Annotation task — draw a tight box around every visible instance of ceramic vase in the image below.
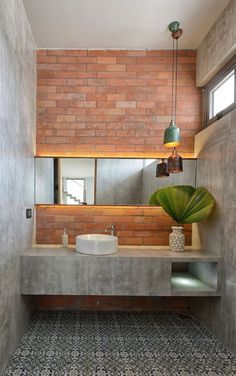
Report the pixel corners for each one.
[169,226,185,252]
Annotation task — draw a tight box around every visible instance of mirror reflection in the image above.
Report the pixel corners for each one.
[35,158,196,206]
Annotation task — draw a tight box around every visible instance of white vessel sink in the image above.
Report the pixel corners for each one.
[76,234,118,255]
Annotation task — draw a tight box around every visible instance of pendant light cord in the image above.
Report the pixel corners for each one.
[171,37,175,121]
[171,36,178,123]
[174,38,178,123]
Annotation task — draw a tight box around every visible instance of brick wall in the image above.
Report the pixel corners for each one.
[36,49,198,246]
[37,49,202,157]
[36,205,192,246]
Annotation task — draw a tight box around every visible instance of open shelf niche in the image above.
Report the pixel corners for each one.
[171,262,220,296]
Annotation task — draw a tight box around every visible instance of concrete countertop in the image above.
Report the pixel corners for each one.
[22,245,221,262]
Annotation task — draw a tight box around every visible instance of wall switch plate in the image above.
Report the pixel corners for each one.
[26,208,32,219]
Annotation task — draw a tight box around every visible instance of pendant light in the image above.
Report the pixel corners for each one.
[156,159,169,178]
[167,148,183,173]
[164,21,182,148]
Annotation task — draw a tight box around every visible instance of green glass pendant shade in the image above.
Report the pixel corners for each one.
[168,21,180,33]
[163,120,181,148]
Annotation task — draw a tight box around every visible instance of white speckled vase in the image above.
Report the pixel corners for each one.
[169,226,185,252]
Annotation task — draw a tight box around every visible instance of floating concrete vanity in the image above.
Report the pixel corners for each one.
[21,246,222,297]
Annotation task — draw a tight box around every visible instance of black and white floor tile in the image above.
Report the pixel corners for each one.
[4,311,236,375]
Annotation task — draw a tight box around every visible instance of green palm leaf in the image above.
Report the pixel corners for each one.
[149,185,215,224]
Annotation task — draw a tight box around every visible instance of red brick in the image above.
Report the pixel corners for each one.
[76,130,96,136]
[96,130,115,137]
[66,79,86,86]
[115,130,135,137]
[97,57,117,64]
[107,79,147,86]
[37,86,56,93]
[116,101,136,108]
[38,71,56,79]
[137,101,156,108]
[87,64,108,71]
[76,57,96,63]
[127,93,146,101]
[65,108,86,115]
[66,64,87,71]
[37,100,56,108]
[105,137,124,144]
[47,79,67,86]
[55,71,79,79]
[117,57,136,64]
[97,72,116,79]
[37,56,57,63]
[88,79,106,86]
[47,93,67,100]
[116,72,136,79]
[96,87,116,94]
[87,50,125,57]
[77,101,96,108]
[107,64,126,71]
[107,94,126,101]
[86,136,106,144]
[37,50,46,56]
[67,93,86,100]
[47,63,66,70]
[95,145,115,152]
[56,115,76,122]
[97,101,116,108]
[57,56,77,63]
[56,129,76,137]
[126,137,145,144]
[47,50,87,56]
[126,51,147,56]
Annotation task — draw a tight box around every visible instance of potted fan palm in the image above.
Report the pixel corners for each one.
[149,185,215,252]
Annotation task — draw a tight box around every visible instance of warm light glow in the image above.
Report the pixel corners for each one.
[36,151,193,158]
[163,141,181,148]
[35,204,163,209]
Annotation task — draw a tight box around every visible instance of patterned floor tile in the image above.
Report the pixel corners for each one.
[3,312,236,376]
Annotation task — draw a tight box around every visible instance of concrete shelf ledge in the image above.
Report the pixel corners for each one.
[21,246,222,297]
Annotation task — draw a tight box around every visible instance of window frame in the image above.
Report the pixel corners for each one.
[204,55,236,127]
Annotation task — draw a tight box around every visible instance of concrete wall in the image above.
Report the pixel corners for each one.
[96,159,143,204]
[196,0,236,86]
[192,110,236,353]
[0,0,36,373]
[35,158,54,204]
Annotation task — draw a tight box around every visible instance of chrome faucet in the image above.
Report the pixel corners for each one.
[105,224,116,236]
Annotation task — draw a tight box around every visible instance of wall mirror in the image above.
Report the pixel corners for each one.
[35,157,197,206]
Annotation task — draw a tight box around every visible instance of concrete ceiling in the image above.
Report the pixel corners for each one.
[23,0,230,49]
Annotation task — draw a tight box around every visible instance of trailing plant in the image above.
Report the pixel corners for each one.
[149,185,215,225]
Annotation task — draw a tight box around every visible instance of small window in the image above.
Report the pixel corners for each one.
[204,56,236,126]
[209,70,235,118]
